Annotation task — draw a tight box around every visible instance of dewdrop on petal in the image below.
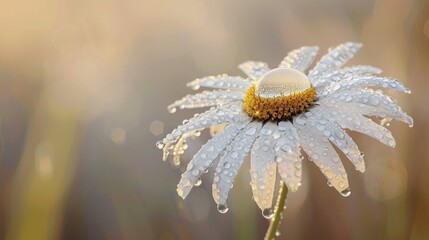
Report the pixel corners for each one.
[256,68,312,98]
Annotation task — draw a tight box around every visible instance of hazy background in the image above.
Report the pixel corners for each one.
[0,0,428,239]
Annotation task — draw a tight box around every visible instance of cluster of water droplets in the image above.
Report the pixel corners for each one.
[296,117,352,195]
[279,46,319,72]
[167,90,244,113]
[311,105,397,148]
[161,103,245,149]
[176,121,249,199]
[212,121,262,210]
[320,88,413,128]
[238,61,270,80]
[324,75,410,97]
[314,65,382,89]
[186,74,252,91]
[249,123,278,211]
[309,42,362,82]
[295,111,365,172]
[274,121,303,192]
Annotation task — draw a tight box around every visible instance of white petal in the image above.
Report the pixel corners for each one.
[295,112,365,172]
[187,75,251,91]
[250,122,277,210]
[212,121,262,205]
[171,130,199,165]
[314,65,382,88]
[162,104,247,146]
[163,132,200,161]
[177,121,250,199]
[238,61,270,80]
[298,125,350,194]
[324,75,410,95]
[279,46,319,72]
[167,90,243,112]
[274,121,302,192]
[309,42,362,79]
[311,105,396,147]
[320,89,413,125]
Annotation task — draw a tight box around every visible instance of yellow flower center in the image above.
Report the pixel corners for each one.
[243,68,317,121]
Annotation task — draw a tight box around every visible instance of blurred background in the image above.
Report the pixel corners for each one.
[0,0,428,239]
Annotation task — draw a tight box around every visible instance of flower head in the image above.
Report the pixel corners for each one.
[158,42,413,214]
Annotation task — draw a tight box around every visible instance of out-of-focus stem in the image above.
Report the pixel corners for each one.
[6,81,84,240]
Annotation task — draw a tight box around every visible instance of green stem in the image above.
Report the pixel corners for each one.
[264,182,288,240]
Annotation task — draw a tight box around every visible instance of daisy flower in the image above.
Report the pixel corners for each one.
[157,42,413,216]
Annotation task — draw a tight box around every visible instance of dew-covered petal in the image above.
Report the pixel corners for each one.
[250,122,277,210]
[320,89,413,125]
[296,112,365,172]
[177,121,250,199]
[171,130,200,165]
[309,42,362,80]
[274,121,302,192]
[162,104,247,146]
[311,105,396,147]
[167,90,243,112]
[279,46,319,72]
[298,125,350,194]
[323,75,409,95]
[212,121,263,205]
[238,61,270,80]
[314,65,382,89]
[187,75,252,91]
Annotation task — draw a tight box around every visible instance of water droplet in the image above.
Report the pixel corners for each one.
[262,208,274,219]
[335,131,345,139]
[217,203,229,213]
[156,141,164,149]
[272,132,281,140]
[168,107,177,113]
[278,126,286,132]
[256,68,312,98]
[295,117,306,125]
[276,230,281,237]
[327,181,333,187]
[194,178,202,186]
[246,127,257,136]
[340,187,351,197]
[345,96,352,102]
[191,169,199,176]
[186,163,194,171]
[380,118,392,127]
[182,177,191,186]
[222,160,231,169]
